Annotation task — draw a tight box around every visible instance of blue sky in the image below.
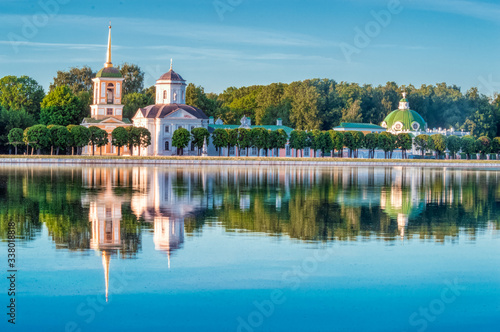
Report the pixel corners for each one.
[0,0,499,95]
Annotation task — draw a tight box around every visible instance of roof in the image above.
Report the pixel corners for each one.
[96,67,122,78]
[138,104,208,119]
[158,69,185,81]
[334,123,386,130]
[83,117,131,124]
[382,109,426,132]
[208,124,294,135]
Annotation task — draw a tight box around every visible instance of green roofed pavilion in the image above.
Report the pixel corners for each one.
[381,92,427,133]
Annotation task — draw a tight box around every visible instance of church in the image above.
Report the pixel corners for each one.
[131,62,209,156]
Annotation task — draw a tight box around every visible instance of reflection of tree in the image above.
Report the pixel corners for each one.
[0,166,499,248]
[0,173,41,242]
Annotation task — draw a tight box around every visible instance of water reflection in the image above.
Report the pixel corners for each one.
[0,165,499,251]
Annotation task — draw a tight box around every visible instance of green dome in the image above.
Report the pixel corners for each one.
[96,67,122,78]
[381,98,426,132]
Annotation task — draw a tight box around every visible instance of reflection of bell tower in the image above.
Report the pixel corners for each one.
[154,217,184,268]
[90,201,122,250]
[89,199,122,302]
[102,251,111,302]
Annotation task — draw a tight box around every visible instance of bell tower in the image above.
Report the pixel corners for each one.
[155,59,187,105]
[90,25,125,120]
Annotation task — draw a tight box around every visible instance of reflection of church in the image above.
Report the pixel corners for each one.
[83,167,211,299]
[82,167,130,301]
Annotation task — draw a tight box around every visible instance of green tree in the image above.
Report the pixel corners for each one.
[396,133,412,159]
[307,130,322,158]
[122,92,153,119]
[172,128,191,155]
[186,84,219,118]
[0,76,45,118]
[125,126,141,156]
[212,129,228,156]
[191,127,210,156]
[287,81,322,130]
[289,130,307,157]
[40,86,85,126]
[226,129,239,156]
[341,100,363,123]
[319,131,334,157]
[491,137,500,159]
[414,134,430,157]
[329,131,344,157]
[237,128,252,156]
[111,127,129,156]
[461,136,477,160]
[275,129,289,155]
[95,130,109,156]
[477,136,491,158]
[351,131,365,158]
[431,134,447,159]
[49,66,94,94]
[49,125,71,155]
[364,133,379,159]
[378,132,397,159]
[7,128,24,155]
[137,127,151,156]
[343,131,355,158]
[70,125,91,155]
[118,63,145,95]
[88,126,108,156]
[446,136,461,159]
[23,125,50,155]
[0,107,35,153]
[251,128,269,156]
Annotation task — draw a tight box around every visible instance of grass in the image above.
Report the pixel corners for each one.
[0,154,499,164]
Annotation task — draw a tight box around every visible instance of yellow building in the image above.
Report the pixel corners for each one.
[82,25,131,155]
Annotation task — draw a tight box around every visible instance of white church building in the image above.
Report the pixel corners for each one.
[132,62,209,156]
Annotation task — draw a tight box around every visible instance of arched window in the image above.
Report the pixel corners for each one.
[164,141,169,151]
[107,83,114,104]
[163,90,167,100]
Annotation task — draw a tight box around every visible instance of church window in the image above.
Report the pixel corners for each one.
[252,147,258,156]
[286,145,291,156]
[107,83,114,104]
[107,108,113,115]
[229,146,235,155]
[165,141,170,151]
[165,125,170,133]
[163,90,167,100]
[304,147,310,157]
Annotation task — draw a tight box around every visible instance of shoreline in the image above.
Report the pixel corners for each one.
[0,156,499,168]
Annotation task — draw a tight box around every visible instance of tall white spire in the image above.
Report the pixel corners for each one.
[102,251,110,302]
[104,23,113,68]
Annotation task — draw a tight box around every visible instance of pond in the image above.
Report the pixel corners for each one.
[0,165,499,331]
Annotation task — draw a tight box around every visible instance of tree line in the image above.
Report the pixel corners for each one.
[2,64,500,154]
[7,124,151,157]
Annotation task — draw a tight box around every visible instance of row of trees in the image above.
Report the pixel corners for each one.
[7,125,151,156]
[2,64,500,154]
[414,134,500,160]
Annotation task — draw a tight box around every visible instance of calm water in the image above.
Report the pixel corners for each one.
[0,165,499,332]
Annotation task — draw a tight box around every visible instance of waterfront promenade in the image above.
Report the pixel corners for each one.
[1,156,499,168]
